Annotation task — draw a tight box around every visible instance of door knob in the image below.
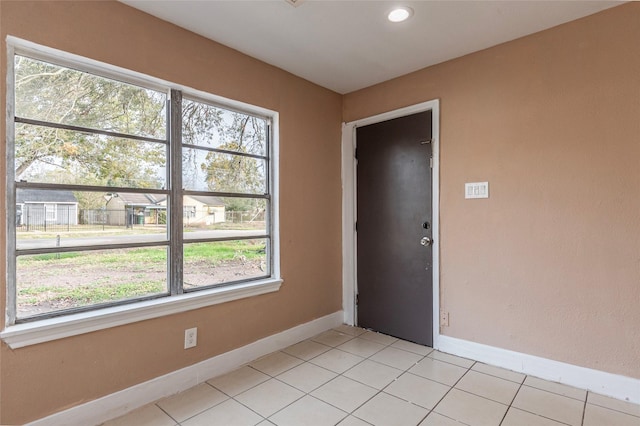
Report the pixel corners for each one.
[420,236,432,246]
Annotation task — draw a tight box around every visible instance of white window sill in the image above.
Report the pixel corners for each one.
[1,278,282,349]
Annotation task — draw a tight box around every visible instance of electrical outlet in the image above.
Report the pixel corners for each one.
[184,327,197,349]
[440,312,449,327]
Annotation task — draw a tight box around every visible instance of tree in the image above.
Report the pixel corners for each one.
[14,56,266,208]
[198,113,267,212]
[181,98,224,190]
[201,142,264,194]
[199,114,266,193]
[32,169,107,211]
[14,55,166,188]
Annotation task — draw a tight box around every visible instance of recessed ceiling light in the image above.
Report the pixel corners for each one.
[388,6,413,23]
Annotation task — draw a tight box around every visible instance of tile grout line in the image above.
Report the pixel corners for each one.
[521,375,594,403]
[231,388,293,424]
[231,356,315,423]
[506,374,577,426]
[264,392,349,425]
[193,364,287,424]
[292,330,394,424]
[415,357,477,425]
[513,380,589,426]
[497,372,526,426]
[343,343,499,425]
[373,354,432,421]
[236,329,394,425]
[154,402,180,425]
[507,401,575,425]
[469,365,526,385]
[308,331,431,424]
[156,381,233,425]
[580,392,588,426]
[327,341,421,421]
[587,400,640,419]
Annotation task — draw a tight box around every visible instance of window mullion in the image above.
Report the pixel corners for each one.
[169,90,183,295]
[14,116,168,145]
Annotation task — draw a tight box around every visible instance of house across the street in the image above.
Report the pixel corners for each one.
[104,193,165,226]
[182,195,226,225]
[16,188,79,227]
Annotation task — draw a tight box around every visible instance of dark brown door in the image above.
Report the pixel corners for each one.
[356,110,433,346]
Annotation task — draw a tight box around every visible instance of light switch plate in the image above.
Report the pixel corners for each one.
[465,182,489,199]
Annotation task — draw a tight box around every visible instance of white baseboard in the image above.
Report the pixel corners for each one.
[437,335,640,405]
[27,311,344,426]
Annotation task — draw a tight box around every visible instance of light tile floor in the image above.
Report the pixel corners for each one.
[103,325,640,426]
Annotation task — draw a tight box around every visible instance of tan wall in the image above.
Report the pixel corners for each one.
[0,1,342,424]
[2,1,639,423]
[345,4,640,379]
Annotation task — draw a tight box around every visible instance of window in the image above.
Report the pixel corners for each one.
[44,204,57,222]
[184,206,196,218]
[6,44,277,325]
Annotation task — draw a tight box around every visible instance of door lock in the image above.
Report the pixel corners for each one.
[420,236,432,246]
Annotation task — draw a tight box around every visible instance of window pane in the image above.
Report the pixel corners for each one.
[16,189,168,250]
[183,198,267,240]
[183,147,266,193]
[15,123,167,189]
[182,99,266,156]
[14,56,166,139]
[183,239,268,289]
[16,247,168,318]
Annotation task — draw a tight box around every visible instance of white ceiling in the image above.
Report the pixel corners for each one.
[121,1,621,94]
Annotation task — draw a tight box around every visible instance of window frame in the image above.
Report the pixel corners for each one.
[179,93,273,292]
[3,37,281,342]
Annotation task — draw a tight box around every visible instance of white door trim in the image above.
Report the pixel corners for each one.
[341,99,441,348]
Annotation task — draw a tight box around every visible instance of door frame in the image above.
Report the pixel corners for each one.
[341,99,441,349]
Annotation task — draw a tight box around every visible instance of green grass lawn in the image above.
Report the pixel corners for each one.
[22,240,265,264]
[17,240,266,313]
[19,281,165,306]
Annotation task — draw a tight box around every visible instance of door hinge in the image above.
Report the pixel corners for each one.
[429,156,433,169]
[355,148,358,160]
[355,221,358,232]
[356,293,359,305]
